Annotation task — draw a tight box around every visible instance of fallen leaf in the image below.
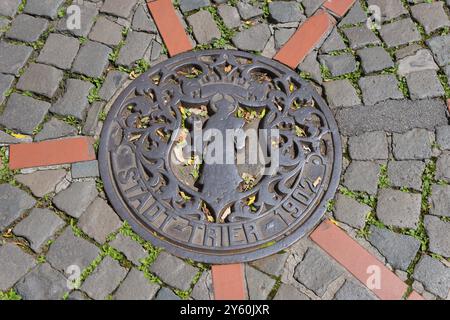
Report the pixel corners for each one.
[313,176,322,188]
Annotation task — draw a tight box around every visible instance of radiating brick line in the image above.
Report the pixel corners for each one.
[274,10,335,68]
[323,0,357,17]
[9,136,96,170]
[310,220,423,300]
[147,0,193,56]
[212,264,247,300]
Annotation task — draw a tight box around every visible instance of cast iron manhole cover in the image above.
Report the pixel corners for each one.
[99,50,342,264]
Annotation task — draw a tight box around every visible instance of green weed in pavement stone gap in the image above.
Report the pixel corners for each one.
[0,289,22,300]
[0,147,17,185]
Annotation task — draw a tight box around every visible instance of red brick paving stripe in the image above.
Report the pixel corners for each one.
[147,0,193,56]
[274,10,335,69]
[310,220,423,300]
[323,0,357,17]
[212,264,246,300]
[9,136,96,170]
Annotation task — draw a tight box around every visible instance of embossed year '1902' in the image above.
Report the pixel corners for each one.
[99,50,342,264]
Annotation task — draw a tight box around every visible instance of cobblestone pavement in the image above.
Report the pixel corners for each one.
[0,0,449,300]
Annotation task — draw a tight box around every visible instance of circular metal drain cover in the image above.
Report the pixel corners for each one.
[99,50,342,264]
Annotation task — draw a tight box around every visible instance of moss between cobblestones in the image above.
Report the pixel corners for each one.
[0,289,22,300]
[194,6,236,50]
[108,27,128,64]
[0,147,17,184]
[267,278,282,300]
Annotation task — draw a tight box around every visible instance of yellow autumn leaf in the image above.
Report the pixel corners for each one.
[10,133,27,139]
[247,195,256,206]
[289,82,295,92]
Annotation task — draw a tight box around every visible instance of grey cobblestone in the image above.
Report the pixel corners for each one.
[236,1,263,20]
[35,118,78,141]
[410,2,450,35]
[392,129,434,160]
[117,31,152,67]
[218,4,241,29]
[149,252,198,291]
[71,160,99,179]
[100,0,139,19]
[323,80,360,108]
[191,271,214,300]
[99,70,129,101]
[367,226,420,271]
[436,126,450,151]
[343,161,380,195]
[387,160,425,191]
[132,3,157,33]
[78,198,122,244]
[155,287,181,300]
[23,0,65,20]
[359,75,402,105]
[179,0,210,14]
[436,152,450,183]
[397,49,439,77]
[297,51,322,84]
[0,243,36,291]
[53,180,98,218]
[0,183,36,230]
[187,10,221,45]
[57,0,98,37]
[232,23,271,52]
[72,41,112,78]
[293,247,343,297]
[426,35,450,66]
[273,283,309,300]
[82,101,104,136]
[50,79,93,120]
[6,14,49,43]
[429,184,450,218]
[47,228,100,272]
[0,73,14,105]
[0,0,21,18]
[348,131,389,160]
[37,34,80,70]
[406,70,445,100]
[413,255,450,299]
[376,189,422,229]
[319,53,358,77]
[250,252,288,277]
[245,265,275,300]
[343,26,380,50]
[333,280,376,300]
[379,18,421,48]
[367,0,407,20]
[17,63,63,98]
[110,233,147,265]
[14,208,65,252]
[15,169,66,198]
[268,1,304,23]
[88,16,124,47]
[114,268,159,300]
[357,47,394,74]
[0,41,33,76]
[320,28,346,54]
[15,263,67,300]
[333,193,371,229]
[81,256,128,300]
[424,215,450,257]
[339,1,366,26]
